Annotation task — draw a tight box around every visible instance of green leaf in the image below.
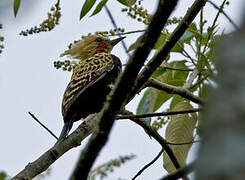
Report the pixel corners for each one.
[163,101,197,173]
[117,0,136,6]
[80,0,96,20]
[137,88,153,126]
[127,35,143,52]
[91,0,108,17]
[0,171,7,180]
[179,30,194,44]
[152,67,167,79]
[13,0,21,17]
[169,95,185,110]
[154,33,167,50]
[167,60,189,86]
[171,42,183,53]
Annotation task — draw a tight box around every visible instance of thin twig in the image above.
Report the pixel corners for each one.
[147,78,206,105]
[203,0,227,54]
[104,5,129,57]
[116,108,201,119]
[166,140,200,146]
[159,161,196,180]
[208,0,239,30]
[28,112,58,140]
[112,30,146,36]
[130,0,208,102]
[132,149,163,180]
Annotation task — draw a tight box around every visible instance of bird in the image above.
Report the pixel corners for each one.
[58,34,125,140]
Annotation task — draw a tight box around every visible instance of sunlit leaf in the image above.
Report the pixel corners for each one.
[91,0,108,17]
[80,0,96,20]
[163,101,197,173]
[152,67,167,79]
[171,42,183,53]
[13,0,21,17]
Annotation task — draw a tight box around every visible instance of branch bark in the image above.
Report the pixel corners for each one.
[70,1,179,179]
[147,78,206,105]
[11,115,97,180]
[130,0,208,99]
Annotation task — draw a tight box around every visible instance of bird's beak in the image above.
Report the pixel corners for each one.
[108,36,126,46]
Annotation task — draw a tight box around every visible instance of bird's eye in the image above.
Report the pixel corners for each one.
[96,37,103,42]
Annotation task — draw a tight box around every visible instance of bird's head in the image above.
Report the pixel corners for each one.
[60,34,125,60]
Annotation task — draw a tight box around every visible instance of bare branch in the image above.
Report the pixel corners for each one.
[208,0,239,30]
[131,0,208,99]
[132,149,163,180]
[159,161,196,180]
[122,110,182,173]
[104,5,129,56]
[116,108,201,119]
[147,78,206,105]
[28,112,58,140]
[12,115,98,180]
[70,1,180,179]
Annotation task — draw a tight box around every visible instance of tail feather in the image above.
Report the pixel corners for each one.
[58,121,73,140]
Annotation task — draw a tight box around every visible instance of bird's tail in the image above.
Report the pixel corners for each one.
[58,121,73,140]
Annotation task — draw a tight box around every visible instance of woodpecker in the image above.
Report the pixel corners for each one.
[58,34,124,140]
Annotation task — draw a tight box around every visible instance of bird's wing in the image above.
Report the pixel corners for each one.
[61,53,115,118]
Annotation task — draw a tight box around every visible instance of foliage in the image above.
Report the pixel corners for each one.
[19,0,61,36]
[0,171,9,180]
[88,154,136,180]
[5,0,232,179]
[163,101,197,173]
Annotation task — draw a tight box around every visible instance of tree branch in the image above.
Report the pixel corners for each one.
[132,149,163,180]
[70,1,180,179]
[159,161,196,180]
[104,5,129,57]
[28,112,58,140]
[122,110,183,174]
[147,78,206,105]
[130,0,207,99]
[208,0,239,30]
[116,108,201,119]
[12,115,98,180]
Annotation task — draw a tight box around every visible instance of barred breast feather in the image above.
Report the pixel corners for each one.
[61,52,121,123]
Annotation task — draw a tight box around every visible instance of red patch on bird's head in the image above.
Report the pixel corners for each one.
[96,42,108,52]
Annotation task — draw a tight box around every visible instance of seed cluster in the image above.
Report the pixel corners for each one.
[19,1,61,36]
[0,24,4,55]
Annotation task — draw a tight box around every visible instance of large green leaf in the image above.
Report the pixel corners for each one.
[90,0,108,17]
[149,60,189,112]
[80,0,96,20]
[13,0,21,17]
[163,101,197,173]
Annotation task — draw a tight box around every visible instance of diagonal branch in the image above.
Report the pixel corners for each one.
[70,1,180,179]
[12,115,98,180]
[130,0,208,100]
[132,149,164,180]
[116,108,202,119]
[147,78,206,105]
